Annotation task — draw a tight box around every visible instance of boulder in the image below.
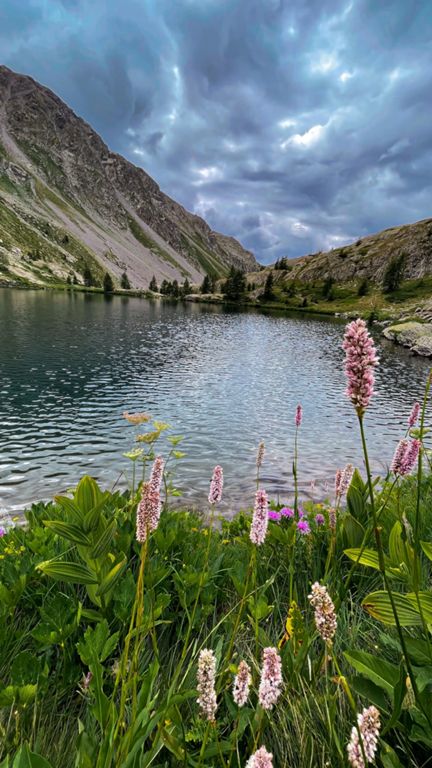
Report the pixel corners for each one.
[412,335,432,357]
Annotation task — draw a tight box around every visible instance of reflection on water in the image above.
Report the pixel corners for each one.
[0,288,430,515]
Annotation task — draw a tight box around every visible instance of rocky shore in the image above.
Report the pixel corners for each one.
[383,320,432,356]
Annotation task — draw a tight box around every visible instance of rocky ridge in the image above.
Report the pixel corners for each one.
[0,65,257,288]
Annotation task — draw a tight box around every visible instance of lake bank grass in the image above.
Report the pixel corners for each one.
[1,320,432,767]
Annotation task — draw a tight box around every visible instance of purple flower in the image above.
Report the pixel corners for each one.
[342,318,379,414]
[208,465,223,504]
[297,520,310,535]
[298,506,307,518]
[280,507,294,518]
[295,404,303,428]
[315,513,325,526]
[408,402,420,428]
[0,526,5,538]
[268,509,281,522]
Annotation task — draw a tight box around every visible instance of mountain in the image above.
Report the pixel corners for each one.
[247,216,432,291]
[0,65,257,288]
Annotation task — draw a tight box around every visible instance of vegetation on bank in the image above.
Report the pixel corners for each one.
[1,321,432,767]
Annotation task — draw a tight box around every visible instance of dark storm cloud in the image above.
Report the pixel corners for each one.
[2,0,432,262]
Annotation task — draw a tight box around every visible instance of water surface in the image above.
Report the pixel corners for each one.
[0,289,430,517]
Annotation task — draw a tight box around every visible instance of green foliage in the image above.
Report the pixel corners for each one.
[200,274,212,294]
[148,274,158,292]
[103,272,114,293]
[223,266,246,301]
[262,270,274,300]
[383,253,407,293]
[357,277,370,296]
[120,271,131,289]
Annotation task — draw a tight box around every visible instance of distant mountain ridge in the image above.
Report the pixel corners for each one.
[0,65,257,288]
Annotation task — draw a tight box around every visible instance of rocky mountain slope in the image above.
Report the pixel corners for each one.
[0,65,257,288]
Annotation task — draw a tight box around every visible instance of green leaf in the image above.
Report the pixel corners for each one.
[37,560,97,585]
[89,520,116,559]
[344,650,399,696]
[95,557,127,597]
[13,743,54,768]
[343,514,365,547]
[74,476,103,515]
[344,548,386,570]
[380,742,404,768]
[406,591,432,623]
[350,675,389,710]
[53,495,84,522]
[362,591,422,626]
[43,520,91,546]
[420,541,432,562]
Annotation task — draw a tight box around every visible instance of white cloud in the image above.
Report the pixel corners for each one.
[278,117,297,129]
[281,124,325,149]
[339,70,353,82]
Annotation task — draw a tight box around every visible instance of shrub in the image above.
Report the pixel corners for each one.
[383,253,406,293]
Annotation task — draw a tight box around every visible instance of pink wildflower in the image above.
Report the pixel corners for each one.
[268,509,281,522]
[256,441,265,469]
[136,481,162,543]
[315,513,325,526]
[340,464,354,495]
[246,746,274,768]
[197,649,217,722]
[250,489,269,546]
[0,526,5,537]
[343,319,378,414]
[328,506,337,531]
[335,468,342,498]
[208,465,223,504]
[297,519,310,535]
[280,506,294,518]
[408,401,420,428]
[298,506,307,517]
[258,647,283,710]
[149,455,164,494]
[308,582,337,645]
[347,705,381,768]
[391,439,421,476]
[232,660,251,707]
[295,404,303,427]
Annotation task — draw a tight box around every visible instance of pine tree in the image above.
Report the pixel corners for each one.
[200,274,211,294]
[223,266,246,301]
[160,279,169,295]
[121,271,131,289]
[182,278,191,296]
[83,265,94,287]
[262,271,274,300]
[149,275,158,292]
[172,280,179,298]
[383,254,406,293]
[103,272,114,293]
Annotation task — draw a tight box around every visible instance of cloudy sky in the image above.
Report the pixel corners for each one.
[1,0,431,263]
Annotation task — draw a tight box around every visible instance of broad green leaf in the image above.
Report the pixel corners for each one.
[13,743,54,768]
[362,591,422,626]
[344,650,399,695]
[412,665,432,693]
[406,591,432,623]
[347,484,365,521]
[74,476,102,515]
[343,514,365,547]
[89,520,116,559]
[344,548,387,570]
[380,742,404,768]
[420,541,432,562]
[389,522,405,565]
[95,557,127,597]
[37,560,97,585]
[405,637,431,665]
[43,520,91,546]
[53,495,84,522]
[350,675,389,710]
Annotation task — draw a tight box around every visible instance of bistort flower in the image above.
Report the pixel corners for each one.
[232,660,251,707]
[347,705,381,767]
[295,404,303,427]
[343,319,378,414]
[246,746,274,768]
[258,647,283,710]
[256,441,265,469]
[250,489,269,545]
[208,465,223,504]
[408,401,420,428]
[197,649,217,722]
[308,582,337,645]
[136,480,162,543]
[391,439,421,476]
